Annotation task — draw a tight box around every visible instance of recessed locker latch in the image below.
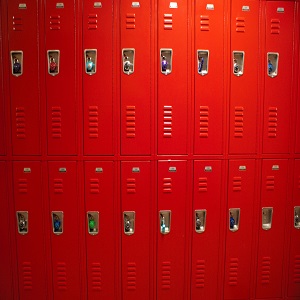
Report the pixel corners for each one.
[267,52,279,78]
[233,51,245,76]
[16,211,28,234]
[52,211,63,234]
[11,51,23,76]
[294,207,300,229]
[262,207,273,230]
[123,211,135,235]
[159,210,171,234]
[47,50,60,76]
[229,208,240,232]
[160,49,172,75]
[84,49,97,75]
[122,49,135,75]
[195,210,206,233]
[197,50,209,76]
[87,211,99,235]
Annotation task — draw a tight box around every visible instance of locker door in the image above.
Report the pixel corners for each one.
[296,48,300,154]
[83,0,114,155]
[229,0,259,154]
[0,162,13,299]
[157,160,188,299]
[256,159,288,299]
[84,161,116,299]
[0,14,5,156]
[262,2,295,154]
[157,0,188,155]
[45,1,77,155]
[48,161,81,300]
[120,0,151,155]
[194,0,225,155]
[224,160,256,299]
[287,159,300,298]
[191,160,223,299]
[13,161,47,299]
[121,161,152,299]
[8,1,41,155]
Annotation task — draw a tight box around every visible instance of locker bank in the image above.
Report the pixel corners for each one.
[0,0,300,299]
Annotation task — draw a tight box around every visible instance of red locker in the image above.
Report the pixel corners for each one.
[13,161,47,299]
[84,161,116,299]
[296,44,300,154]
[262,1,295,154]
[48,161,81,299]
[45,1,77,155]
[157,160,188,299]
[0,12,5,156]
[191,160,223,299]
[83,0,114,155]
[229,0,259,154]
[224,160,256,299]
[194,0,225,155]
[157,0,188,155]
[7,1,41,155]
[121,161,152,299]
[287,159,300,298]
[120,0,151,155]
[256,159,288,299]
[0,162,13,299]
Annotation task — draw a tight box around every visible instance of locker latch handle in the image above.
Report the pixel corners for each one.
[159,210,171,234]
[123,211,135,235]
[17,211,28,234]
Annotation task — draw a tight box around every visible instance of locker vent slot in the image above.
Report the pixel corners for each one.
[164,14,173,30]
[51,107,62,139]
[88,14,98,30]
[12,16,23,31]
[261,257,271,284]
[200,15,209,31]
[163,106,172,138]
[49,15,61,30]
[228,258,238,286]
[195,260,205,288]
[89,106,99,138]
[18,178,28,194]
[198,177,208,192]
[236,17,245,33]
[126,13,136,29]
[268,107,277,138]
[57,262,67,290]
[22,262,32,290]
[91,263,102,291]
[294,255,300,283]
[266,176,275,191]
[16,107,26,139]
[54,178,63,194]
[127,262,137,290]
[90,178,100,194]
[163,178,172,193]
[199,106,209,138]
[233,176,242,191]
[234,106,244,137]
[270,19,280,34]
[126,106,136,138]
[127,178,136,194]
[161,261,171,289]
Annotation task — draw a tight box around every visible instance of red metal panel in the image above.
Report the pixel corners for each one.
[13,161,47,299]
[45,1,77,155]
[83,1,114,155]
[262,1,295,154]
[191,160,223,299]
[229,0,259,154]
[157,160,188,299]
[0,14,5,156]
[84,161,116,299]
[256,159,288,299]
[121,161,151,299]
[48,161,81,299]
[224,160,256,299]
[8,1,41,155]
[296,50,300,154]
[157,0,188,155]
[0,162,13,298]
[194,0,225,155]
[287,159,300,298]
[120,0,151,155]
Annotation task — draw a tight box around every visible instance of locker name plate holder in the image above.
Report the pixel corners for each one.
[52,211,63,235]
[47,50,60,76]
[17,211,28,234]
[85,49,97,75]
[11,51,23,77]
[262,207,273,230]
[169,2,178,8]
[197,50,209,76]
[195,210,206,233]
[124,211,135,235]
[233,51,245,76]
[131,2,140,8]
[160,210,171,234]
[267,52,279,78]
[87,211,99,235]
[18,3,27,9]
[294,207,300,229]
[229,208,240,232]
[122,49,135,75]
[94,2,102,8]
